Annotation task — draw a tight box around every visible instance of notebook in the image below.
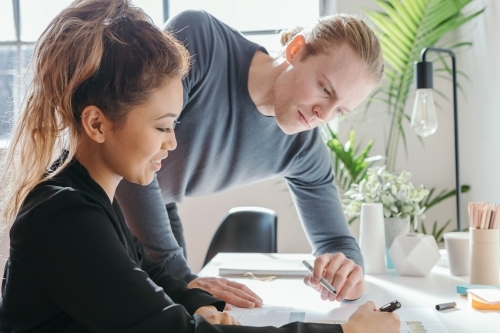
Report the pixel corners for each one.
[218,259,310,277]
[467,289,500,304]
[468,288,500,310]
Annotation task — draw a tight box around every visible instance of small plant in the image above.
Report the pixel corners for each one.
[420,219,452,243]
[343,166,430,223]
[324,126,383,195]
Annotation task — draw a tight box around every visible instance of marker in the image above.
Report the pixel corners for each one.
[379,300,401,312]
[435,302,456,311]
[302,260,337,294]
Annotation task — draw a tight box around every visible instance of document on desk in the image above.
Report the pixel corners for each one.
[228,298,449,333]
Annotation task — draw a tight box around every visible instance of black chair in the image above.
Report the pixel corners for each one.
[203,207,277,266]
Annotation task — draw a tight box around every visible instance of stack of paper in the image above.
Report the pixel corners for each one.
[468,289,500,310]
[218,259,310,276]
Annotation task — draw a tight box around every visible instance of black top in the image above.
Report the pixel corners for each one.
[0,159,342,333]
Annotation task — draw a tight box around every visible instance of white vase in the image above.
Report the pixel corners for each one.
[384,216,411,248]
[359,203,386,274]
[384,216,410,268]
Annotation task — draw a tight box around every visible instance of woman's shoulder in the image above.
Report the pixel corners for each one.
[11,180,106,239]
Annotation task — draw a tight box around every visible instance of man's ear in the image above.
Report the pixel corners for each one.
[80,106,112,144]
[285,34,306,63]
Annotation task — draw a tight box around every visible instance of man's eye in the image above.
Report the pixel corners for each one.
[322,86,331,96]
[173,120,181,129]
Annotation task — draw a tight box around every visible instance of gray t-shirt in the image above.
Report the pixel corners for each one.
[116,10,362,281]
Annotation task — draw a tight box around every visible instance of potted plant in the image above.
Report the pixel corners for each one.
[343,166,430,264]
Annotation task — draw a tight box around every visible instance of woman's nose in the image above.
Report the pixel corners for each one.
[162,133,177,151]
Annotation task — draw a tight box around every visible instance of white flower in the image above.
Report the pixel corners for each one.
[342,166,429,220]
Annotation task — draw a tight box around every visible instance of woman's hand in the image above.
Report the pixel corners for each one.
[194,306,241,325]
[341,301,400,333]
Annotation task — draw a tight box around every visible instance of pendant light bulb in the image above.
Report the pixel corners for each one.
[411,88,438,137]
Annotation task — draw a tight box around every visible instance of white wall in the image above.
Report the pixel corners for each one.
[179,180,311,273]
[459,1,500,205]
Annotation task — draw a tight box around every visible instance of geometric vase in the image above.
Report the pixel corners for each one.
[389,233,440,277]
[359,203,386,274]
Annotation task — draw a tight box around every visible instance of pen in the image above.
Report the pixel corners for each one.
[302,260,337,294]
[379,300,401,312]
[435,302,456,311]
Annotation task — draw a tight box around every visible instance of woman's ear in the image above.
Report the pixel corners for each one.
[285,34,306,63]
[80,106,112,144]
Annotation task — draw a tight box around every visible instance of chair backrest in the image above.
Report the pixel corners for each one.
[203,207,277,266]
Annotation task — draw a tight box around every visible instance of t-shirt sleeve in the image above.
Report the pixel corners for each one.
[115,176,197,283]
[26,191,216,331]
[284,130,364,269]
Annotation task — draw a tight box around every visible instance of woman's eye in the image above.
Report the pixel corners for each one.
[157,128,171,133]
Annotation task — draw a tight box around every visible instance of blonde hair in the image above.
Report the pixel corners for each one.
[280,14,383,84]
[0,0,190,234]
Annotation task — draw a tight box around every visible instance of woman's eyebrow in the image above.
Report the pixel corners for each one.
[155,113,178,120]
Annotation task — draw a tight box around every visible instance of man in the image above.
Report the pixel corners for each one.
[116,9,382,308]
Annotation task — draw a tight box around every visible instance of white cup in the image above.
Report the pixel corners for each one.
[443,232,470,276]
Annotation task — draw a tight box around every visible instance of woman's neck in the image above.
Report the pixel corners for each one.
[247,50,287,116]
[75,145,122,203]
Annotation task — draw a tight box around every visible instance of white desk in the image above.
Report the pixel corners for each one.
[199,253,499,332]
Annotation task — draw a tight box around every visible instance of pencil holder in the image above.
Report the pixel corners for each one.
[470,228,500,285]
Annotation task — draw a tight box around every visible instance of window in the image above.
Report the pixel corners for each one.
[0,0,166,146]
[169,0,320,54]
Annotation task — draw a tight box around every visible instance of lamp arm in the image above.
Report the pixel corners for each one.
[419,47,461,231]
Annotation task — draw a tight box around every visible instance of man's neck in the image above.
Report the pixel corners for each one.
[247,51,287,117]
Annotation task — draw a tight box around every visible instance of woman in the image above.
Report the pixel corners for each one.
[0,1,399,332]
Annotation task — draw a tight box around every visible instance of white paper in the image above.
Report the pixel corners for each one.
[227,297,449,333]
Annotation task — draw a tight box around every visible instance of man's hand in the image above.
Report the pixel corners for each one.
[188,277,263,309]
[303,253,364,302]
[194,306,241,325]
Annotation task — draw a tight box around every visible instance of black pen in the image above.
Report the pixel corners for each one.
[379,300,401,312]
[302,260,337,294]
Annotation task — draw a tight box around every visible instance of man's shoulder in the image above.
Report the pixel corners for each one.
[163,10,214,35]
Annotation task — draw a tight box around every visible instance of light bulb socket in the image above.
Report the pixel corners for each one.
[415,61,433,89]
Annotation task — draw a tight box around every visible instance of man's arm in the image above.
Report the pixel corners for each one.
[285,130,364,301]
[116,176,263,309]
[116,176,197,282]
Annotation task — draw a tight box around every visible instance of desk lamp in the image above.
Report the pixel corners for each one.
[411,47,461,231]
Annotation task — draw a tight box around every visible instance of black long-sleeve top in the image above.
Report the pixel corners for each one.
[0,160,343,333]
